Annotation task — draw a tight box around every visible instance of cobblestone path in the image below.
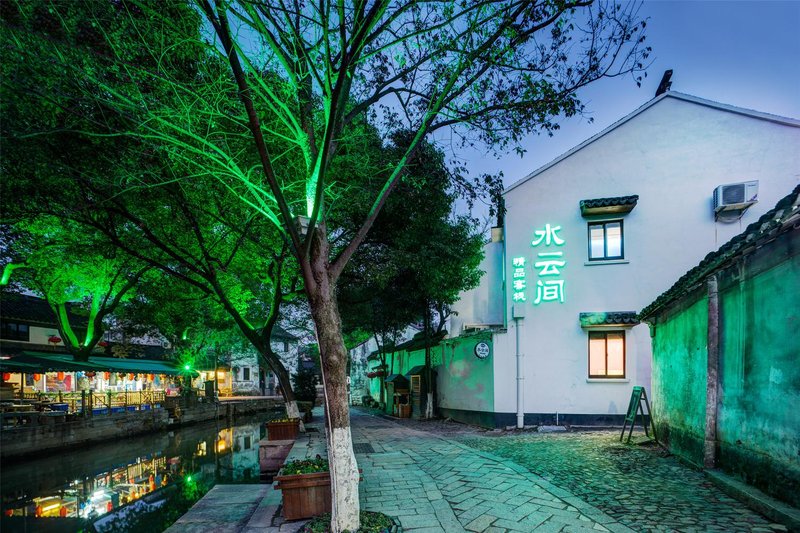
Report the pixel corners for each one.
[459,430,787,533]
[353,410,633,532]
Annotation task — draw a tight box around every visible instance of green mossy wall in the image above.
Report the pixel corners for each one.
[651,230,800,506]
[716,253,800,507]
[438,333,494,420]
[651,297,708,466]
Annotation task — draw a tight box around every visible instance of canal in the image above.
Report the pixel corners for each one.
[0,413,278,532]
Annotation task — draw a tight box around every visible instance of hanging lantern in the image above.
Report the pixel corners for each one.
[34,373,42,381]
[104,372,111,380]
[57,371,65,381]
[2,373,10,381]
[128,373,135,380]
[48,335,62,344]
[148,374,155,382]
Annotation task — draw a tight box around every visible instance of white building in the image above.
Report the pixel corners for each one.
[448,91,800,427]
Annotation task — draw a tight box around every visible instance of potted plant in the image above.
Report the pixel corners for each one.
[274,457,331,520]
[267,417,301,440]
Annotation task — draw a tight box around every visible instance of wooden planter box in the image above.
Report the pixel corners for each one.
[274,471,331,520]
[267,419,300,441]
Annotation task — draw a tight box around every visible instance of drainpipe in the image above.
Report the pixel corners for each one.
[512,305,525,429]
[704,275,720,469]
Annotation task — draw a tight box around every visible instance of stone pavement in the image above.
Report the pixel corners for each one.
[459,430,789,533]
[351,410,631,532]
[169,409,788,532]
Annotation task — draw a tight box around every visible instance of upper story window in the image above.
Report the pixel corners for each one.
[243,367,251,381]
[580,195,636,263]
[588,220,624,261]
[1,321,30,341]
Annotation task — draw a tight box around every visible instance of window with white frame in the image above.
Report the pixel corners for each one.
[588,331,625,378]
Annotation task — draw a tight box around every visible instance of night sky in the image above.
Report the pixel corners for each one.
[461,0,800,195]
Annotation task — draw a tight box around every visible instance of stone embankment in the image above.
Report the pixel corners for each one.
[0,397,283,459]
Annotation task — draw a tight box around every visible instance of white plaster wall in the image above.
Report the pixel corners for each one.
[494,96,800,416]
[29,325,61,345]
[450,241,505,337]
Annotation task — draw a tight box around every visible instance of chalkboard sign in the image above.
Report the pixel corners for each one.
[620,386,658,444]
[625,386,644,423]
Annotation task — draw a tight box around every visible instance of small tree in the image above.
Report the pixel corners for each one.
[292,367,319,407]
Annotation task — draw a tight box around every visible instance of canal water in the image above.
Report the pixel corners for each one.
[0,413,278,533]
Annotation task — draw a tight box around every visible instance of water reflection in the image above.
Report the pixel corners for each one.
[1,414,270,532]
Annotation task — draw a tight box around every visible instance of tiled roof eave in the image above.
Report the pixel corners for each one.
[579,311,639,328]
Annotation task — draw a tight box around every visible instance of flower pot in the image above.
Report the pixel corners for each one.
[267,419,300,441]
[274,471,331,520]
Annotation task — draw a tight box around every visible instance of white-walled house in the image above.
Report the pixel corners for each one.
[446,91,800,427]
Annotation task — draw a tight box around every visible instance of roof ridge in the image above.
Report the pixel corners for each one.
[504,92,800,195]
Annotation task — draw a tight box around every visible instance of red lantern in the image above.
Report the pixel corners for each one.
[48,335,62,344]
[57,371,65,381]
[34,373,42,381]
[104,372,111,380]
[106,501,113,512]
[2,373,10,381]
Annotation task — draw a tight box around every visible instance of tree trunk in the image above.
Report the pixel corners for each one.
[262,350,302,422]
[306,230,360,533]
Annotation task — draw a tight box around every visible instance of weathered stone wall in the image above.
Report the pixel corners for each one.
[1,398,283,459]
[715,230,800,507]
[651,295,708,465]
[0,410,169,458]
[651,228,800,506]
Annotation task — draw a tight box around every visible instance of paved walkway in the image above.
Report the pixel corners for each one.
[353,410,629,532]
[168,408,788,532]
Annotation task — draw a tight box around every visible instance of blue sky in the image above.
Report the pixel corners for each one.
[461,0,800,197]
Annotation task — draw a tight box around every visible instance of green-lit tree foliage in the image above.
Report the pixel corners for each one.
[0,0,307,416]
[2,1,649,529]
[1,218,148,362]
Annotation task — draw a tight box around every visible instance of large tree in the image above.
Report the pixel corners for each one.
[2,1,650,529]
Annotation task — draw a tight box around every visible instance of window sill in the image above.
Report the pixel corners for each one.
[586,378,630,383]
[584,259,630,266]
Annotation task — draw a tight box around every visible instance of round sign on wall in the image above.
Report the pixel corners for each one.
[474,341,491,359]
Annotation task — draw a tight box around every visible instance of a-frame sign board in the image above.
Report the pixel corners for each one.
[620,386,658,444]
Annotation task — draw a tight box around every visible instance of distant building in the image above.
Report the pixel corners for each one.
[640,186,799,508]
[445,91,800,427]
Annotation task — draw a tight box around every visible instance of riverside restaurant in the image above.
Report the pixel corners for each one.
[0,352,194,419]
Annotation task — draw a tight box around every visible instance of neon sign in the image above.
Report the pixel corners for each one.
[511,256,527,302]
[531,224,566,304]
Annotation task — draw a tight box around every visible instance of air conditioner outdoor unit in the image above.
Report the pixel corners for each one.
[713,180,758,213]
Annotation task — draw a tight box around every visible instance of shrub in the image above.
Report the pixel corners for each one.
[292,367,319,407]
[301,510,396,533]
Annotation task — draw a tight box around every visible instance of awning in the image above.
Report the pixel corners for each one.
[384,374,409,388]
[579,195,639,216]
[0,352,189,376]
[579,312,639,329]
[404,365,427,377]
